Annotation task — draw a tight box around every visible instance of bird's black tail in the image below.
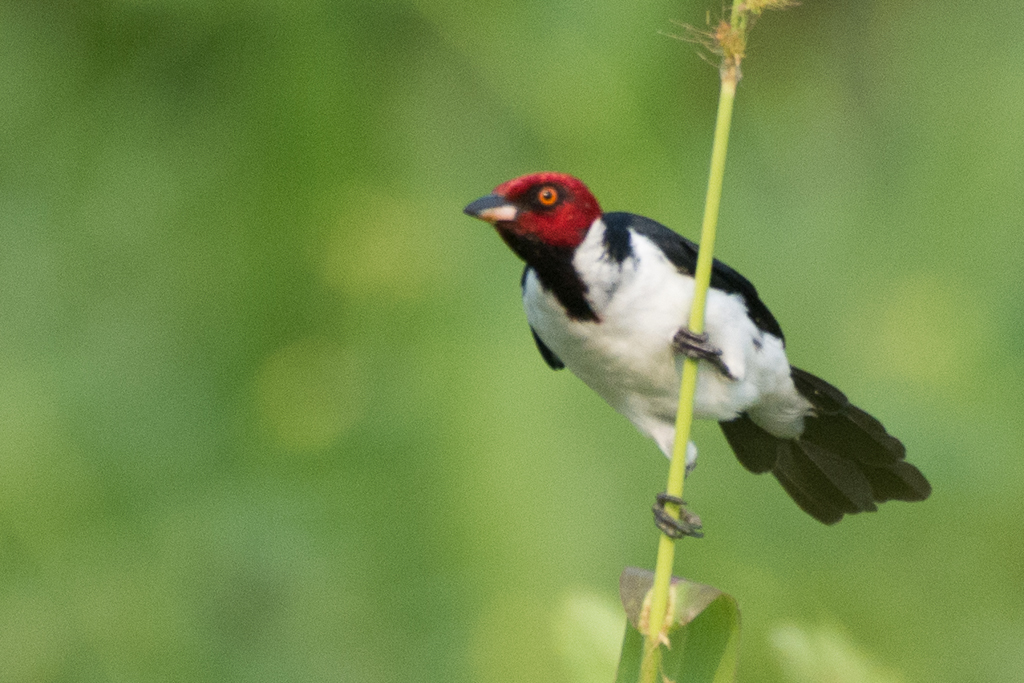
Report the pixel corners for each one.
[719,367,931,524]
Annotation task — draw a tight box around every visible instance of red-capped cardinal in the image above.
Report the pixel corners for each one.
[464,172,930,536]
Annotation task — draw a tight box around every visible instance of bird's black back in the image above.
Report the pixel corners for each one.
[601,212,785,342]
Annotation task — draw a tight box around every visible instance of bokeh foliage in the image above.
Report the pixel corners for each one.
[1,0,1023,681]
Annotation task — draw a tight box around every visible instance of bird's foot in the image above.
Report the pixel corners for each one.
[652,493,704,539]
[672,328,734,379]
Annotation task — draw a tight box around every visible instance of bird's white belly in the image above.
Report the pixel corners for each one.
[523,262,783,456]
[522,214,817,458]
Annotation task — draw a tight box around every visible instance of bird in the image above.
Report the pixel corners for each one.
[464,171,930,535]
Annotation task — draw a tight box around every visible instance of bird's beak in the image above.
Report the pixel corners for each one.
[464,194,517,224]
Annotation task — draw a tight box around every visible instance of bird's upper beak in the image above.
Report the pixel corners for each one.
[463,194,517,224]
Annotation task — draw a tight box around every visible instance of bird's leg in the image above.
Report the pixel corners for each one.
[683,441,698,478]
[652,493,704,539]
[672,327,734,379]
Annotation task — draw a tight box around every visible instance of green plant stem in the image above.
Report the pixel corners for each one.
[638,68,739,683]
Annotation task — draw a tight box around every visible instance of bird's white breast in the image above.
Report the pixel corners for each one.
[523,219,810,457]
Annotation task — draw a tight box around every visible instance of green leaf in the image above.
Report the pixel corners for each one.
[614,621,646,683]
[616,567,741,683]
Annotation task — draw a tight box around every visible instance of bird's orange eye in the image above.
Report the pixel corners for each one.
[537,186,559,206]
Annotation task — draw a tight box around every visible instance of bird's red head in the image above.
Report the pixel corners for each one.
[464,172,602,250]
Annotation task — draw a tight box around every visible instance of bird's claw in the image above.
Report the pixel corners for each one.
[652,493,704,539]
[672,327,734,379]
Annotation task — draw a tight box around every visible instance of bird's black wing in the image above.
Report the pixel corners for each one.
[602,212,785,342]
[521,266,565,370]
[530,327,564,369]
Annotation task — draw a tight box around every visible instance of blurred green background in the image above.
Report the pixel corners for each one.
[2,0,1023,681]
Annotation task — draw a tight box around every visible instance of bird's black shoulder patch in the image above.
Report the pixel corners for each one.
[600,213,635,263]
[603,212,785,341]
[605,211,698,274]
[530,326,565,370]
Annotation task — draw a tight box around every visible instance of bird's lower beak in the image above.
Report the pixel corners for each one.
[464,194,517,223]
